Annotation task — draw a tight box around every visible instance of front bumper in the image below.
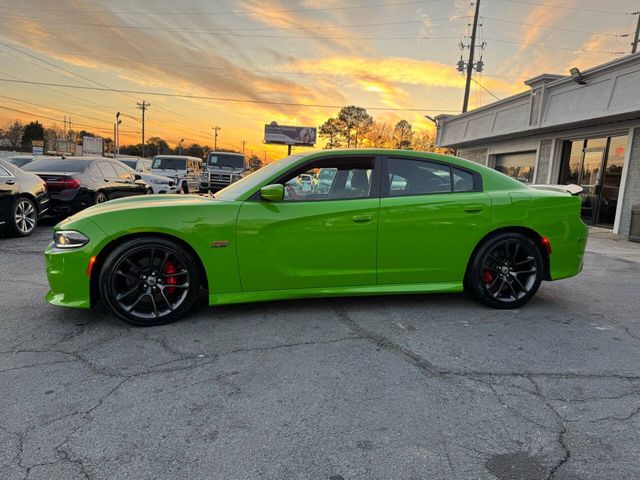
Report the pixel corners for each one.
[44,220,107,309]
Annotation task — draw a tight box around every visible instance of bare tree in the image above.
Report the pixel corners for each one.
[364,122,394,148]
[1,120,24,149]
[412,130,436,152]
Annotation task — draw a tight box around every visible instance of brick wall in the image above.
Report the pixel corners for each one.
[618,128,640,235]
[457,148,488,165]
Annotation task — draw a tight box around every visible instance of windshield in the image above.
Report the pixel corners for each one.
[215,154,307,201]
[207,153,244,170]
[119,159,137,169]
[22,159,90,172]
[152,157,187,170]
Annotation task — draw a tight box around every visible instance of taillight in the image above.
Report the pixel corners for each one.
[46,178,81,190]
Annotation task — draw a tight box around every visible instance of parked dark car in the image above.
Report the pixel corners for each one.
[0,158,49,237]
[22,156,151,216]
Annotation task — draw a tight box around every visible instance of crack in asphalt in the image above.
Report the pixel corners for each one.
[331,306,639,479]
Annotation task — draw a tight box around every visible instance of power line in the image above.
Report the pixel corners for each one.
[481,16,630,37]
[0,0,445,16]
[484,37,627,55]
[0,78,461,112]
[1,40,213,135]
[0,105,137,135]
[501,0,632,15]
[0,94,138,132]
[470,78,500,101]
[0,17,456,39]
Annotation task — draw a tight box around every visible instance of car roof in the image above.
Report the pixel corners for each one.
[207,151,244,156]
[153,155,201,160]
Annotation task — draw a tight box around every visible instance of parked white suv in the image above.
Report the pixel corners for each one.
[151,155,202,194]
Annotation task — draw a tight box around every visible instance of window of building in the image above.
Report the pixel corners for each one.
[495,152,536,184]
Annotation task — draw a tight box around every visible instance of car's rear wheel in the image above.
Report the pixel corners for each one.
[95,191,108,204]
[466,232,543,309]
[11,197,38,236]
[99,237,201,326]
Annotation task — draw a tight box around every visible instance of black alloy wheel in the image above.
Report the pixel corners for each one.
[95,192,108,204]
[99,237,200,326]
[467,232,543,309]
[11,197,38,236]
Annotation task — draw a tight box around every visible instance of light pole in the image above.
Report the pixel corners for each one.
[178,138,184,155]
[212,126,221,150]
[115,111,121,156]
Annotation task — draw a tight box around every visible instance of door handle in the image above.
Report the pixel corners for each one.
[4,180,15,185]
[464,205,483,213]
[103,178,109,182]
[352,214,373,224]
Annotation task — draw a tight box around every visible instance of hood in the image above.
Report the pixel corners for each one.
[59,194,217,225]
[206,166,244,173]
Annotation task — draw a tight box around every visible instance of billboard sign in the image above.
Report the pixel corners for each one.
[83,136,103,156]
[264,123,316,146]
[32,140,44,156]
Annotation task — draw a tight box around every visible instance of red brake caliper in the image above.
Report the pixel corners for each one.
[163,261,177,295]
[483,270,494,286]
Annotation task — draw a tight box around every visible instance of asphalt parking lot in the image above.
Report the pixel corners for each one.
[1,225,639,480]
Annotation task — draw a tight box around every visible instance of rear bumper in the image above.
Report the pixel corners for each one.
[548,222,588,281]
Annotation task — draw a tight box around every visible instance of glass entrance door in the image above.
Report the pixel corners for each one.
[595,136,626,227]
[560,135,628,228]
[579,149,605,225]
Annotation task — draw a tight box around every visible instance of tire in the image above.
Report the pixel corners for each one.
[180,182,189,194]
[99,237,201,326]
[94,191,108,204]
[10,196,38,237]
[465,232,544,309]
[145,187,153,195]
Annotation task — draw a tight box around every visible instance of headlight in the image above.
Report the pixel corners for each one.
[53,230,89,249]
[232,174,242,181]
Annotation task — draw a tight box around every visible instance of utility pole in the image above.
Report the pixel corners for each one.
[241,139,247,154]
[632,12,640,53]
[137,100,150,156]
[462,0,481,113]
[115,112,121,156]
[212,126,221,150]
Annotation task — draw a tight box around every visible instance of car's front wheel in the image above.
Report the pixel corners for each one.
[466,232,543,309]
[11,197,38,236]
[99,237,201,326]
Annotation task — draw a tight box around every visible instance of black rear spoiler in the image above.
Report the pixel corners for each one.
[530,184,583,196]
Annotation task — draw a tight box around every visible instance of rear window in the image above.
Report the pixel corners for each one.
[8,157,32,168]
[152,157,186,170]
[22,159,90,172]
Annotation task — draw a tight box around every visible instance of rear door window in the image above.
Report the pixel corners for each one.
[386,157,452,197]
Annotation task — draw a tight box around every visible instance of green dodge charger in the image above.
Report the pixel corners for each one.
[45,149,588,326]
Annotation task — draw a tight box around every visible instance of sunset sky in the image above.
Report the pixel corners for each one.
[0,0,638,160]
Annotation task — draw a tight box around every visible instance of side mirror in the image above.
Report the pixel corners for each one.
[134,174,142,181]
[260,184,284,202]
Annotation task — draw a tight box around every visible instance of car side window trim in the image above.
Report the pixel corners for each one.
[248,155,384,202]
[0,165,15,177]
[380,155,483,198]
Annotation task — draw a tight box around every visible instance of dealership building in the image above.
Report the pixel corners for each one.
[435,54,640,236]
